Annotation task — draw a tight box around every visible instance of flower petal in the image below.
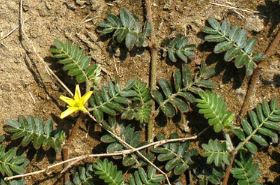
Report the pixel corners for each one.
[74,85,82,100]
[81,91,93,104]
[60,107,79,119]
[60,95,76,106]
[79,106,88,113]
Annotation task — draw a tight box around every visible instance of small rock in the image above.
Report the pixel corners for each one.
[114,48,121,57]
[235,88,246,97]
[0,83,12,91]
[51,84,59,91]
[75,0,86,6]
[245,15,264,33]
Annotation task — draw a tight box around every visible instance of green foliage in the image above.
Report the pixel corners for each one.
[89,80,152,123]
[100,118,142,167]
[152,64,214,118]
[121,80,152,123]
[88,81,135,122]
[204,18,264,76]
[98,8,151,50]
[50,39,101,84]
[129,166,164,185]
[233,99,280,154]
[202,139,230,167]
[271,0,280,4]
[151,133,197,175]
[195,167,225,185]
[0,146,29,177]
[0,136,5,143]
[231,154,261,185]
[196,91,234,133]
[66,164,95,185]
[164,35,195,63]
[4,116,65,152]
[93,159,124,185]
[1,179,25,185]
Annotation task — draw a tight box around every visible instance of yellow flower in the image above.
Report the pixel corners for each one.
[59,85,93,119]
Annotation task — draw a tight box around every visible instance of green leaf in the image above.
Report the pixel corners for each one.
[231,153,261,185]
[165,35,195,63]
[121,79,152,123]
[89,82,132,122]
[152,64,214,118]
[196,91,234,132]
[93,159,124,185]
[204,18,263,76]
[152,134,196,175]
[0,179,25,185]
[101,121,143,167]
[202,139,230,167]
[234,99,280,153]
[66,164,95,185]
[129,166,164,185]
[98,8,150,50]
[50,39,101,84]
[0,146,29,177]
[4,116,65,152]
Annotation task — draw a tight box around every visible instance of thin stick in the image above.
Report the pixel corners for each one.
[17,0,73,97]
[239,28,280,118]
[62,147,69,183]
[144,0,157,143]
[45,66,73,96]
[19,0,24,39]
[5,134,197,181]
[210,2,259,14]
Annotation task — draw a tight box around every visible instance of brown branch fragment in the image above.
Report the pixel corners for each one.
[143,0,157,143]
[5,135,197,181]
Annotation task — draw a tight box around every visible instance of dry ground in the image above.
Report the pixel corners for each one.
[0,0,279,184]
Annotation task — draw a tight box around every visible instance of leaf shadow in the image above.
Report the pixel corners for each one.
[5,138,57,164]
[261,74,280,87]
[186,107,224,146]
[99,34,145,62]
[268,150,280,185]
[256,0,280,36]
[198,41,246,89]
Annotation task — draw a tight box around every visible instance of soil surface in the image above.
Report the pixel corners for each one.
[0,0,279,184]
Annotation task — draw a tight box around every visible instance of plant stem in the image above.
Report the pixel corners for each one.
[224,133,234,151]
[62,147,69,183]
[143,0,158,143]
[239,28,280,118]
[222,151,236,185]
[5,134,197,181]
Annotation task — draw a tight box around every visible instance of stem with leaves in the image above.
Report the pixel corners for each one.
[239,28,280,118]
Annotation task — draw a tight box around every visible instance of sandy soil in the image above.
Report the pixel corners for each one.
[0,0,279,184]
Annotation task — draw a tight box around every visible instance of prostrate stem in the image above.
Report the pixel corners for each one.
[144,0,158,143]
[5,131,197,181]
[239,28,280,118]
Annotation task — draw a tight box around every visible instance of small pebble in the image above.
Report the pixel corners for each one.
[245,15,264,33]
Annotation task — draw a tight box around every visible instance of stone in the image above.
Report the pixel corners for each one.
[245,15,264,33]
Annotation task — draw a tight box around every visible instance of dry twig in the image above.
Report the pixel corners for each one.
[5,134,197,181]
